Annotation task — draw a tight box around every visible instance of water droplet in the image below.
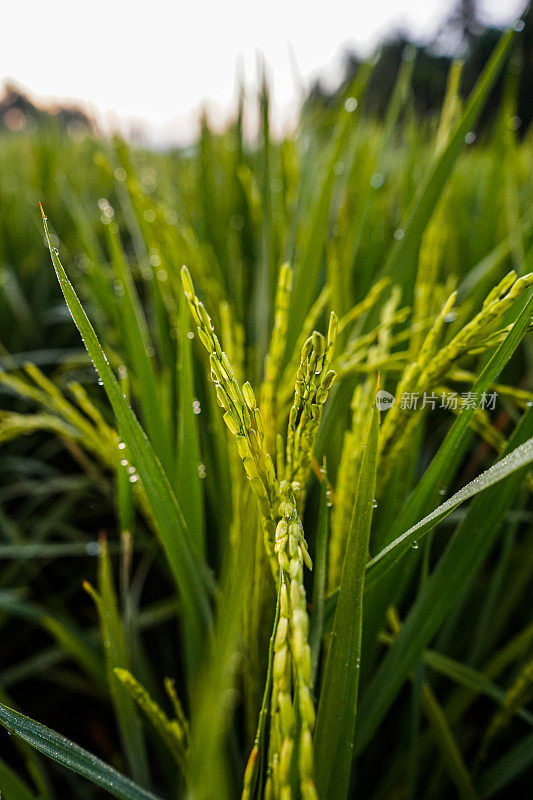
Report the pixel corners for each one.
[187,331,195,339]
[129,474,139,483]
[127,466,136,474]
[118,442,126,450]
[372,499,378,509]
[444,311,457,323]
[114,166,127,182]
[514,19,525,32]
[192,399,201,415]
[120,458,128,467]
[464,131,476,145]
[97,378,103,386]
[411,540,419,550]
[198,462,207,479]
[439,488,447,496]
[393,228,405,241]
[370,172,385,189]
[85,541,101,556]
[344,96,358,113]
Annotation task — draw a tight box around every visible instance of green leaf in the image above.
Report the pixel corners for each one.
[288,65,373,345]
[478,732,533,799]
[187,489,257,800]
[355,403,533,755]
[85,539,149,786]
[419,683,478,800]
[314,389,379,800]
[420,649,533,728]
[176,292,205,556]
[366,436,533,588]
[105,219,171,469]
[382,28,515,292]
[0,702,163,800]
[41,206,212,674]
[41,615,105,688]
[354,274,533,688]
[114,668,187,771]
[384,280,533,557]
[309,467,330,686]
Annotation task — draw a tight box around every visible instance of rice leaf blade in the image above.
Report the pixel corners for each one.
[382,28,514,291]
[366,435,533,587]
[355,403,533,754]
[309,468,330,686]
[176,293,205,555]
[0,702,163,800]
[314,389,379,799]
[40,206,212,674]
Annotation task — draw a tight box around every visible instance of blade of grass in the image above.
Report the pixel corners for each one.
[314,385,379,800]
[0,702,163,800]
[420,649,533,727]
[175,293,205,556]
[40,205,212,674]
[381,29,514,293]
[420,683,479,800]
[385,265,533,553]
[354,282,533,679]
[478,731,533,799]
[288,69,369,345]
[309,467,330,687]
[187,484,257,800]
[85,538,149,786]
[114,668,187,773]
[366,435,533,588]
[105,219,171,469]
[355,403,533,754]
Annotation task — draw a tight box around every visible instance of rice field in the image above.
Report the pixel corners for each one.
[0,27,533,800]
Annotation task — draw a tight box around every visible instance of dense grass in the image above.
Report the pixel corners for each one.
[1,28,533,800]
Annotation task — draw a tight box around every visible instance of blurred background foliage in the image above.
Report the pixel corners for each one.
[0,2,532,799]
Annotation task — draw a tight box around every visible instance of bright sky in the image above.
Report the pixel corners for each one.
[1,0,526,143]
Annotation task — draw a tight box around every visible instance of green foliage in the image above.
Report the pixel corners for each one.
[0,26,532,800]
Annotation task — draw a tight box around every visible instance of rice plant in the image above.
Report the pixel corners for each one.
[1,25,533,800]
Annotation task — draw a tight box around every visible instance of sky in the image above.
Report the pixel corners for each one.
[1,0,527,144]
